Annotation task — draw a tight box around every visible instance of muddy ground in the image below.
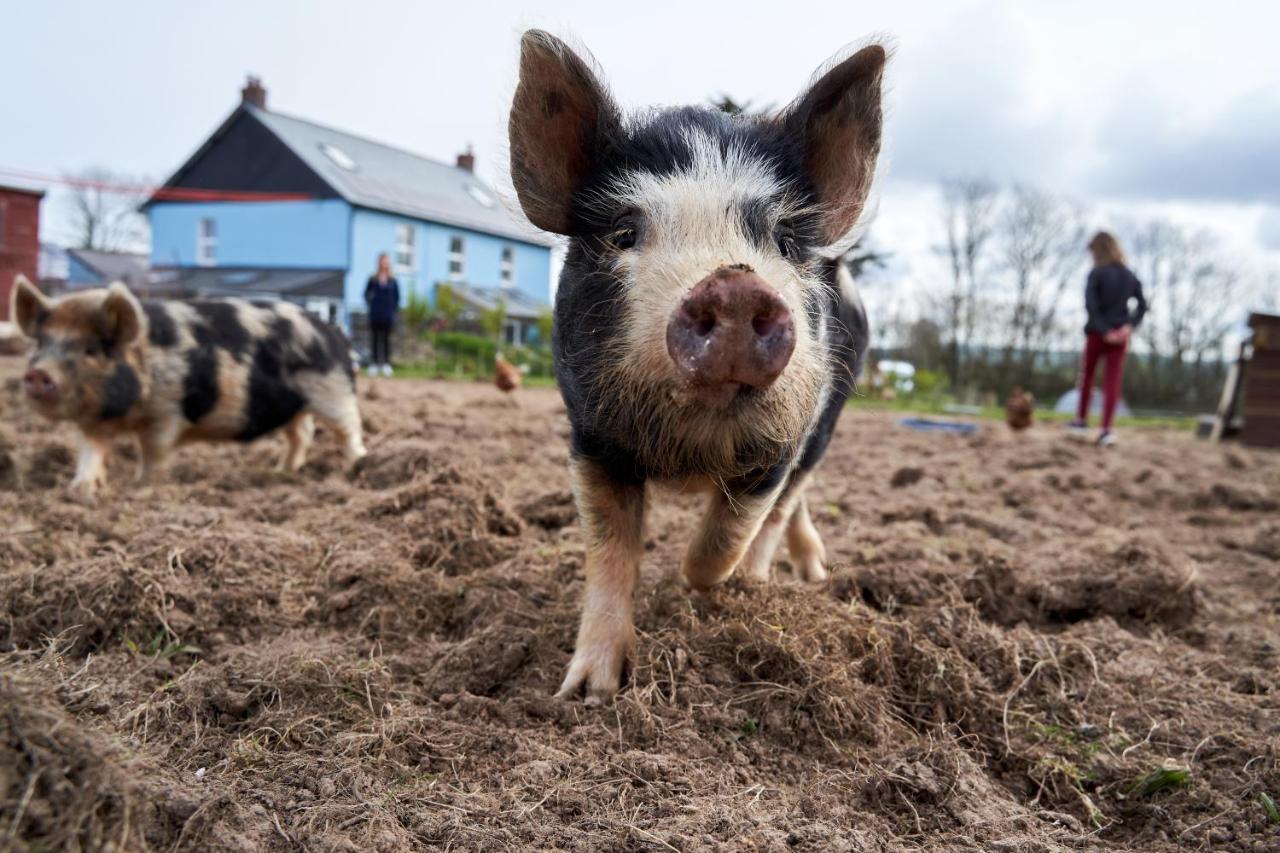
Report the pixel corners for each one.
[0,354,1277,852]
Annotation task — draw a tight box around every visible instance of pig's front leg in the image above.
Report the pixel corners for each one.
[69,432,111,500]
[786,493,828,582]
[682,480,788,590]
[739,472,808,582]
[557,457,645,705]
[137,420,182,483]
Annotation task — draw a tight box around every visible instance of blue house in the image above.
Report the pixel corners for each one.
[145,77,554,342]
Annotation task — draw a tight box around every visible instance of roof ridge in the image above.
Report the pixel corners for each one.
[247,104,471,179]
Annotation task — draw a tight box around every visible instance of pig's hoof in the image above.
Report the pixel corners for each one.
[555,633,633,705]
[795,556,828,583]
[67,479,101,504]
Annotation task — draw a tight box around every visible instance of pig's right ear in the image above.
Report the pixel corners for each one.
[101,281,144,345]
[11,275,51,338]
[784,44,888,245]
[509,30,619,235]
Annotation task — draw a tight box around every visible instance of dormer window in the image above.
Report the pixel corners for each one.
[466,184,495,208]
[319,142,357,171]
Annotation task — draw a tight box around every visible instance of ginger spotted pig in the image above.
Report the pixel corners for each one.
[10,276,366,498]
[508,32,885,702]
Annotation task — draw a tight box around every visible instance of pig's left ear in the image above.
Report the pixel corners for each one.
[101,282,144,345]
[509,30,620,235]
[783,44,887,245]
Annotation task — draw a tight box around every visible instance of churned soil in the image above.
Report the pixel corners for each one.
[0,354,1276,851]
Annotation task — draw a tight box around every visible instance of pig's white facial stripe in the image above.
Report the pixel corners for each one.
[588,129,829,472]
[608,131,824,366]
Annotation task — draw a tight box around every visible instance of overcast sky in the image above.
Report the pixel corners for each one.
[5,0,1278,306]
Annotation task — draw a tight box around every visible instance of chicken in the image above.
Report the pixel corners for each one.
[1005,386,1035,431]
[495,355,522,393]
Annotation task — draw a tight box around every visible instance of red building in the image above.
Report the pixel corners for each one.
[0,184,45,321]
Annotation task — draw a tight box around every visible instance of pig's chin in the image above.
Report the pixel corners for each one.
[24,395,65,421]
[669,379,753,411]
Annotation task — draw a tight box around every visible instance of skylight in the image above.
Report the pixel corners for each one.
[466,183,495,208]
[319,142,357,171]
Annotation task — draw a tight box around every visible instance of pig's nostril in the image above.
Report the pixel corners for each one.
[753,310,786,339]
[693,315,717,338]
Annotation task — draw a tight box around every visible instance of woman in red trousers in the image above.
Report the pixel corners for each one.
[1069,232,1146,446]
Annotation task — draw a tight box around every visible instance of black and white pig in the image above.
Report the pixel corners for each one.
[509,31,884,702]
[10,276,366,498]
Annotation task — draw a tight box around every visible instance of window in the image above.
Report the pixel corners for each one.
[448,235,465,281]
[394,224,416,273]
[196,218,216,266]
[499,246,515,285]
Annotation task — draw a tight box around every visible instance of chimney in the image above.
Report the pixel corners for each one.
[241,76,266,109]
[456,145,475,173]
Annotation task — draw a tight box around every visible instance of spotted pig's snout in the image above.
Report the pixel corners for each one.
[665,265,796,406]
[23,367,58,402]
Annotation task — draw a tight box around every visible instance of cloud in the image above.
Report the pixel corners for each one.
[883,10,1076,186]
[1088,88,1280,205]
[1258,208,1280,251]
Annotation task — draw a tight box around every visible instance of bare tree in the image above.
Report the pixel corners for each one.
[842,236,890,280]
[60,167,151,252]
[937,177,998,392]
[1123,220,1244,402]
[995,184,1086,381]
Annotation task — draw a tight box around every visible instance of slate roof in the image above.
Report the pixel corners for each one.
[66,249,149,289]
[150,266,345,299]
[244,105,553,248]
[442,282,548,320]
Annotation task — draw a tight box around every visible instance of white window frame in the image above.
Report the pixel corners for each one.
[394,223,416,275]
[448,235,465,281]
[196,217,217,266]
[499,245,515,285]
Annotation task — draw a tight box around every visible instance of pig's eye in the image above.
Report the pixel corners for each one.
[776,225,800,260]
[608,215,639,251]
[83,341,103,357]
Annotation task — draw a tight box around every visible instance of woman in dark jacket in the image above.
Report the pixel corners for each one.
[1070,231,1146,446]
[364,253,400,377]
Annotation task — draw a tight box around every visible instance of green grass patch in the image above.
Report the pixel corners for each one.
[1125,766,1192,797]
[122,628,201,660]
[1260,792,1280,823]
[849,395,1197,431]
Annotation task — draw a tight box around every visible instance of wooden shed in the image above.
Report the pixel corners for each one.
[1242,312,1280,448]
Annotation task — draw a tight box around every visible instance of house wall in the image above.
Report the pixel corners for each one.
[149,199,350,269]
[344,207,552,315]
[0,188,43,321]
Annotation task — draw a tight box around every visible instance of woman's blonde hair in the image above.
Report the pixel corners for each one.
[1088,231,1126,267]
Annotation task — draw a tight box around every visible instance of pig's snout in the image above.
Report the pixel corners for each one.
[22,368,58,401]
[666,267,795,404]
